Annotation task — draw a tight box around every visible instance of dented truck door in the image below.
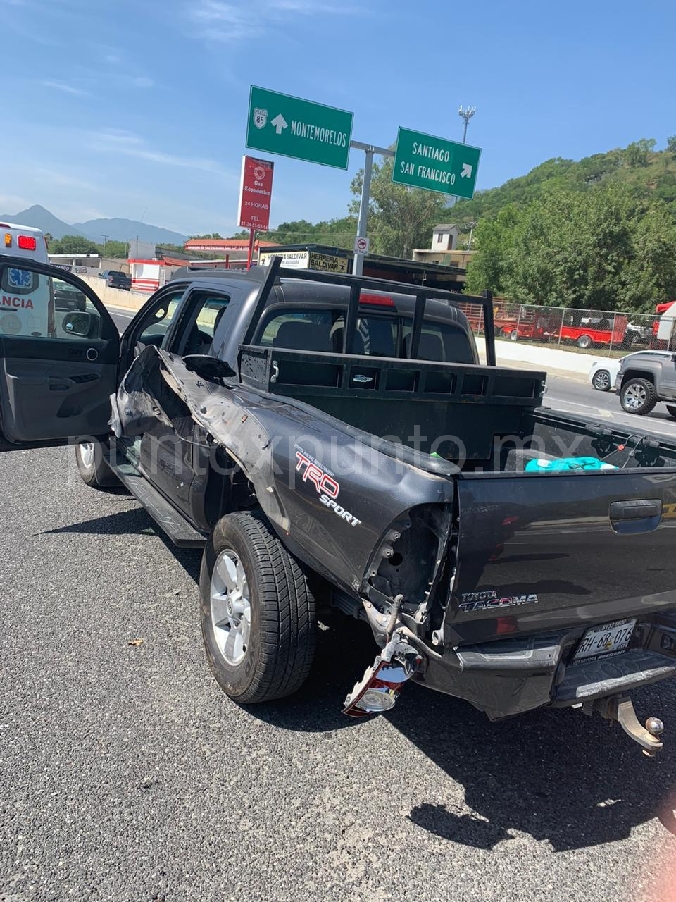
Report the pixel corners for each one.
[0,259,119,449]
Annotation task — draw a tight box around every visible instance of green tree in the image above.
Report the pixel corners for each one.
[99,240,128,258]
[465,183,676,312]
[189,232,223,240]
[350,156,448,257]
[464,205,521,295]
[50,234,100,254]
[624,139,656,168]
[623,202,676,309]
[668,136,676,158]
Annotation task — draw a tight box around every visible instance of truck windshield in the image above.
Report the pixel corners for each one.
[257,307,475,364]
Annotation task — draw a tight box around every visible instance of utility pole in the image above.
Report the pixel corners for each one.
[458,105,476,144]
[101,234,108,254]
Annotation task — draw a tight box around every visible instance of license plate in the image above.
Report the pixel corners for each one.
[573,618,636,664]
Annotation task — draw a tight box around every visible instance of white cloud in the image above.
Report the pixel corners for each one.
[0,194,30,214]
[42,80,91,97]
[87,129,230,175]
[131,76,155,88]
[188,0,359,42]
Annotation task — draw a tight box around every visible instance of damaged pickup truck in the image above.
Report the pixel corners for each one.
[1,255,675,755]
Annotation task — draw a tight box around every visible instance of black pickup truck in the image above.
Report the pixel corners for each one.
[1,256,675,754]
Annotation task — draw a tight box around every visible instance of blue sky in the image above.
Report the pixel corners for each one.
[1,0,674,236]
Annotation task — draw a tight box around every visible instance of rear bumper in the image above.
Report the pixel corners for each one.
[414,614,676,720]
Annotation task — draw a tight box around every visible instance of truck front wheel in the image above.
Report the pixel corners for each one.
[620,378,657,416]
[74,440,121,490]
[199,512,316,704]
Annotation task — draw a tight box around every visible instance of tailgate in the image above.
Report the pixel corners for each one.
[448,470,676,644]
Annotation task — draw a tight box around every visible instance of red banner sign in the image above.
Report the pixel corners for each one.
[238,155,274,231]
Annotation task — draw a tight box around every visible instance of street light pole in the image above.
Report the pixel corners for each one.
[458,105,476,144]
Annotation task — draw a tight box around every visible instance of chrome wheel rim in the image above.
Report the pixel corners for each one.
[624,384,647,411]
[210,550,251,666]
[593,371,610,390]
[79,442,95,468]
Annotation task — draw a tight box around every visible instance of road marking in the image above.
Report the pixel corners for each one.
[108,307,135,319]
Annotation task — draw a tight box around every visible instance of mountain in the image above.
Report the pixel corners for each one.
[0,204,188,245]
[72,218,187,245]
[449,140,676,228]
[0,205,80,239]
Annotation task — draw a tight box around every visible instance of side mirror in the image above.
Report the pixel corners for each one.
[183,354,236,379]
[62,311,93,337]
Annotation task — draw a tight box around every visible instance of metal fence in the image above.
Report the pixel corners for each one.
[456,300,675,355]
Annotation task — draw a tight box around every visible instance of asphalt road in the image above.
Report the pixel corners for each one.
[545,373,676,441]
[2,306,673,900]
[1,446,676,902]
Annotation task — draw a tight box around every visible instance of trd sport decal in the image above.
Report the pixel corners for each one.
[459,590,539,612]
[294,446,362,527]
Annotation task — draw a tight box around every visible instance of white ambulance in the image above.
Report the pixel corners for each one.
[0,222,51,337]
[0,222,49,264]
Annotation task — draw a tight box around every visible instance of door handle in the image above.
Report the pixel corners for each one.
[609,499,662,534]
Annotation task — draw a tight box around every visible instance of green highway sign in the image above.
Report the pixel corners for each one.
[393,127,481,198]
[246,86,353,170]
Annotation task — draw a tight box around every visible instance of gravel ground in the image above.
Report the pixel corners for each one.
[1,446,675,902]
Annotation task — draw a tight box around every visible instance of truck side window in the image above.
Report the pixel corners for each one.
[175,291,231,356]
[134,290,185,349]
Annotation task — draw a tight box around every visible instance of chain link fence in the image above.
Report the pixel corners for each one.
[456,300,675,356]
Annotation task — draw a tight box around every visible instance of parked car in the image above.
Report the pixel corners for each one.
[53,279,87,311]
[106,270,131,290]
[588,357,622,391]
[0,255,674,756]
[616,350,676,417]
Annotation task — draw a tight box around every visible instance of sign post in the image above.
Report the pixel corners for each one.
[246,87,353,169]
[238,155,274,270]
[393,127,481,198]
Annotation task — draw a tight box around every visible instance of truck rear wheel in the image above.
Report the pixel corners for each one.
[74,440,121,490]
[199,512,316,704]
[620,378,657,416]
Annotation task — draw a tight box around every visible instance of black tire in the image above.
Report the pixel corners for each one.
[74,440,120,489]
[620,377,657,416]
[591,369,611,391]
[666,404,676,420]
[199,512,316,704]
[577,335,593,349]
[510,329,519,342]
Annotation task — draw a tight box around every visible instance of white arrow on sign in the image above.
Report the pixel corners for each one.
[271,113,288,135]
[460,163,473,179]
